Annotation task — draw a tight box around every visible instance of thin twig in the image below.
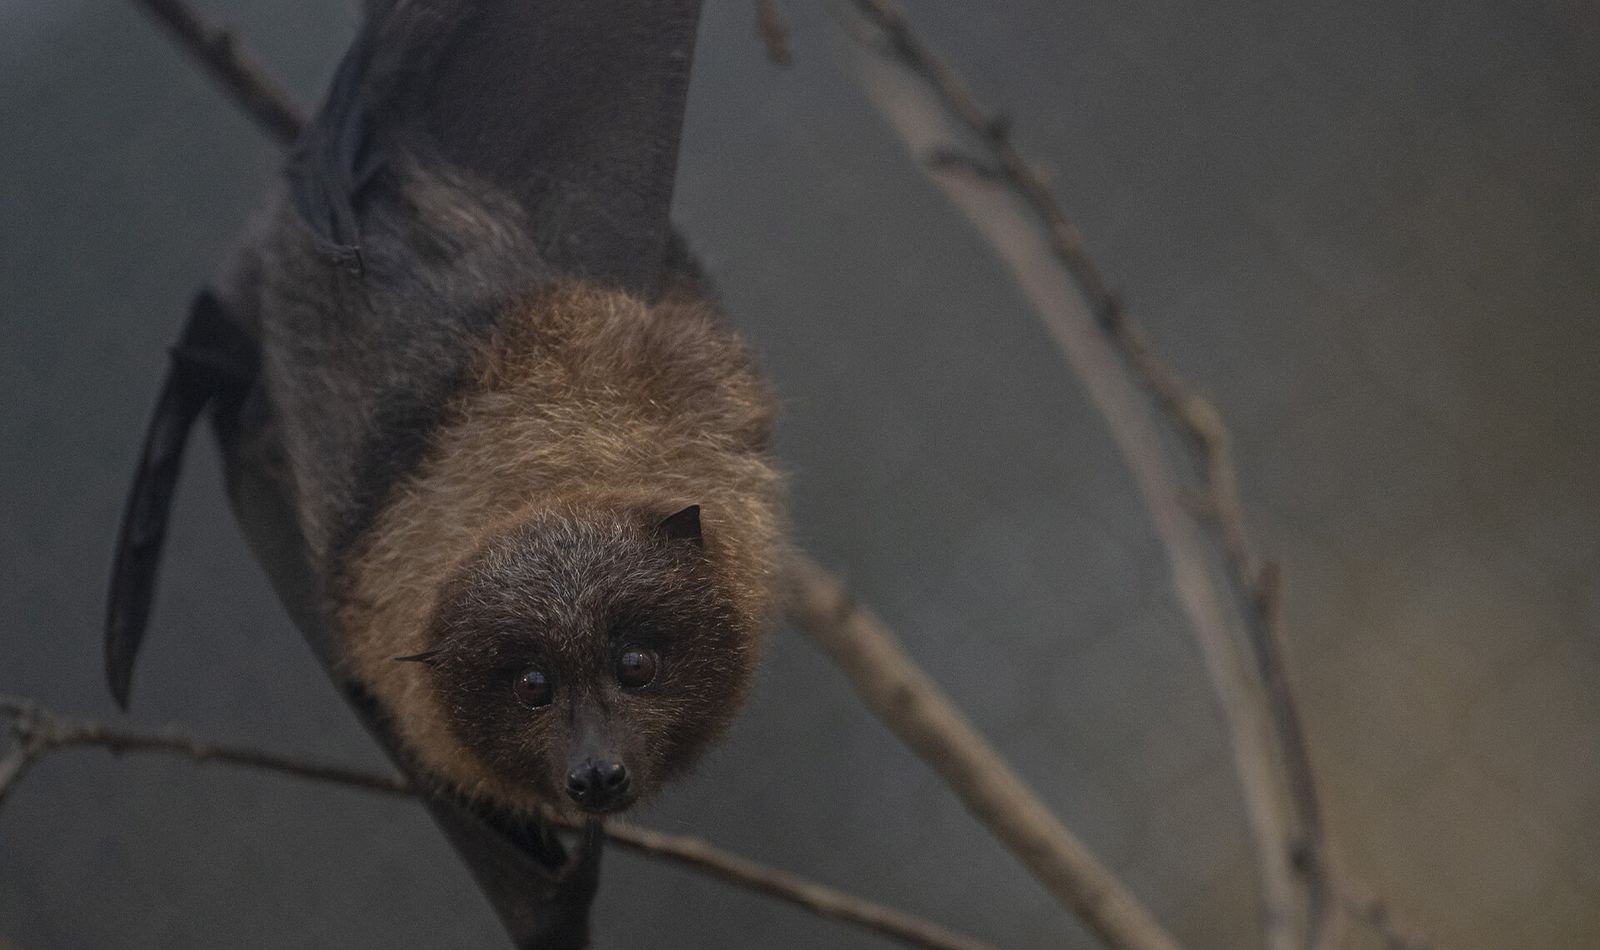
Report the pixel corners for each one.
[834,2,1355,949]
[0,696,992,950]
[11,705,412,795]
[131,0,305,145]
[755,0,794,66]
[784,559,1182,950]
[606,822,992,950]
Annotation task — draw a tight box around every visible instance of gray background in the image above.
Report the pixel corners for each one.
[2,0,1596,947]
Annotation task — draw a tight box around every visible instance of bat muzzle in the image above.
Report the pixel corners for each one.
[564,757,634,813]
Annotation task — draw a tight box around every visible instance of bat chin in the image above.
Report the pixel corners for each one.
[568,791,639,818]
[545,785,641,821]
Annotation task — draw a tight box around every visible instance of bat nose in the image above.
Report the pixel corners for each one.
[565,758,630,810]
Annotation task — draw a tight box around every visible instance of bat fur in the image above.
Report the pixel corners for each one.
[217,164,785,819]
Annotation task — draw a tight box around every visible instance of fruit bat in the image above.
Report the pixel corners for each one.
[104,1,784,944]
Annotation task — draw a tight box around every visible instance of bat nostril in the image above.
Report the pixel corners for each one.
[565,765,596,802]
[566,760,628,807]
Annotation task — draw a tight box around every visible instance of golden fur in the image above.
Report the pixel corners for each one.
[333,281,784,812]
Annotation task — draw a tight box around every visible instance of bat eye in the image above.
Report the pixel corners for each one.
[616,647,658,690]
[513,668,553,707]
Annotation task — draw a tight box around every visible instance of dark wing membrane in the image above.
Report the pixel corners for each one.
[105,291,259,708]
[288,0,705,302]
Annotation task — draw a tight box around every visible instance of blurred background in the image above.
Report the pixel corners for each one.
[2,0,1596,947]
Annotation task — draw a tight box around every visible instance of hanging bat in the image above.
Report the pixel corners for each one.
[106,0,784,841]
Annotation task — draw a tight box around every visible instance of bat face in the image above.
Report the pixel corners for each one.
[413,503,755,817]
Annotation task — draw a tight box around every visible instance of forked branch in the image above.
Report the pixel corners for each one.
[832,3,1436,950]
[836,14,1303,948]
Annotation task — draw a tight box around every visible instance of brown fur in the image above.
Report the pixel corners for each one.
[334,281,784,817]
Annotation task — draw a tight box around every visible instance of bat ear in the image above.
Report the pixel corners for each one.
[655,505,704,548]
[288,0,705,301]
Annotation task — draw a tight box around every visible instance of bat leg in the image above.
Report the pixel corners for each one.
[423,794,604,950]
[105,290,260,709]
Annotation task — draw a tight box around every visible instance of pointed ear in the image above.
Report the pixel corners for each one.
[656,505,703,548]
[393,649,443,665]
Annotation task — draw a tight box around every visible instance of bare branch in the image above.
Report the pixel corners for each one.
[827,2,1370,948]
[606,822,993,950]
[836,14,1301,950]
[784,558,1183,950]
[5,700,411,795]
[131,0,305,146]
[0,696,992,950]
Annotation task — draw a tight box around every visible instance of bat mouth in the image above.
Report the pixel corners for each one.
[572,795,636,817]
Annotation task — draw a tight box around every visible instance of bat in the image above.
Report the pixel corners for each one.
[105,0,785,942]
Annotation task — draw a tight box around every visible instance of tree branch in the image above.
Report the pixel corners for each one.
[835,9,1303,946]
[833,5,1438,950]
[0,696,992,950]
[606,822,992,950]
[784,559,1182,950]
[2,696,410,797]
[131,0,305,146]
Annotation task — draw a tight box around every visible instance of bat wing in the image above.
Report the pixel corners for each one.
[288,0,705,302]
[105,292,603,941]
[104,290,258,709]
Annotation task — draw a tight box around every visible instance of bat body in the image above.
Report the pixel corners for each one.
[243,190,781,817]
[108,0,785,836]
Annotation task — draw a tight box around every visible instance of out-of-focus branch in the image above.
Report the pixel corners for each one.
[755,0,793,66]
[131,0,305,146]
[0,696,993,950]
[832,3,1344,949]
[784,559,1182,950]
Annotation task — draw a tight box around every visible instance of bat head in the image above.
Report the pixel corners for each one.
[408,501,756,817]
